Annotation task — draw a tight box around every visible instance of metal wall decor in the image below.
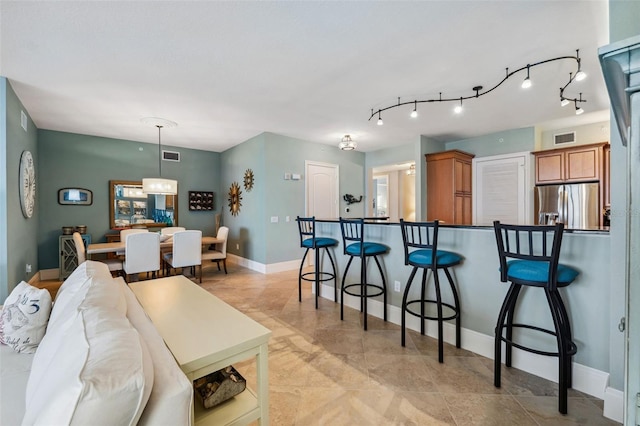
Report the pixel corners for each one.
[189,191,214,211]
[227,182,243,216]
[243,169,255,191]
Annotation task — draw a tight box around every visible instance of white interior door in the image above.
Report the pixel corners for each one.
[305,161,339,218]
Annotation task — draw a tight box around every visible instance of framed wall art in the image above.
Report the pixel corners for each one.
[189,191,214,211]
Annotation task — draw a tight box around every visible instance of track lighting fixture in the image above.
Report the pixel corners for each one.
[338,135,357,151]
[575,103,585,115]
[454,98,463,114]
[521,65,532,89]
[369,49,587,123]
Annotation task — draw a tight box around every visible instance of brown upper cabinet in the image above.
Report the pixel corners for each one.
[425,150,474,225]
[533,142,608,185]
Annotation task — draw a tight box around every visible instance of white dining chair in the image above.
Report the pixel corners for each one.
[161,226,186,236]
[117,228,148,256]
[163,230,202,283]
[202,226,229,274]
[72,232,123,275]
[123,232,160,282]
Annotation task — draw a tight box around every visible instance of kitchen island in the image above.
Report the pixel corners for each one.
[312,219,611,400]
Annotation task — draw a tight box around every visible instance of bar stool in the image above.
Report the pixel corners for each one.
[399,219,462,363]
[339,218,389,331]
[296,217,339,309]
[493,221,579,414]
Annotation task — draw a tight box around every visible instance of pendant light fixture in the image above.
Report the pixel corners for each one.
[141,117,178,195]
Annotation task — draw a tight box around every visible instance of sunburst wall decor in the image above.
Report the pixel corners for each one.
[228,181,243,216]
[243,169,254,191]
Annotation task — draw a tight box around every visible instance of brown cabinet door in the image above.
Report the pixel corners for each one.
[535,152,564,184]
[454,194,472,225]
[427,159,454,223]
[565,146,600,182]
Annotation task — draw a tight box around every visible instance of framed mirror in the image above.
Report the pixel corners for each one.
[109,180,179,229]
[58,188,93,205]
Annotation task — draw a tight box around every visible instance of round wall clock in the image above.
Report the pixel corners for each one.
[19,150,36,218]
[243,169,254,192]
[228,181,243,216]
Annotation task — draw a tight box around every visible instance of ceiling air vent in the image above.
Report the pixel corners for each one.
[553,131,576,145]
[162,150,180,162]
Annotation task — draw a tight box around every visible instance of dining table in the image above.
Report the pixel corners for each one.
[87,235,223,257]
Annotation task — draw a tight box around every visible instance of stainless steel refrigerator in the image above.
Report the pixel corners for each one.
[535,183,599,229]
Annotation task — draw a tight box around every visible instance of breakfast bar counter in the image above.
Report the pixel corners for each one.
[310,219,611,398]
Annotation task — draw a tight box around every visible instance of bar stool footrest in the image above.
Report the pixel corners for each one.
[497,323,578,357]
[343,282,385,298]
[301,271,336,283]
[405,299,459,322]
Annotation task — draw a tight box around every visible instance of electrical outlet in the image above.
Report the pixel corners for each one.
[271,216,279,223]
[394,280,401,292]
[236,243,239,250]
[25,264,32,273]
[285,216,290,222]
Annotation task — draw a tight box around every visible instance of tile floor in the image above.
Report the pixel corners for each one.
[37,262,620,425]
[195,262,620,426]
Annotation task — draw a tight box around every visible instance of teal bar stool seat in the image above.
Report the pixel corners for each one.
[399,219,462,363]
[296,217,338,309]
[339,218,389,331]
[493,221,579,414]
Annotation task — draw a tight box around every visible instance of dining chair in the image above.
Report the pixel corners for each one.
[117,228,148,256]
[163,230,203,283]
[161,226,186,236]
[122,232,161,282]
[72,232,123,276]
[202,226,229,274]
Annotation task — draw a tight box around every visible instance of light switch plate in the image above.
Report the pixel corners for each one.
[284,173,291,180]
[271,216,279,223]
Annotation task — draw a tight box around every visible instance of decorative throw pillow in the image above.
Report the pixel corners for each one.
[0,281,52,353]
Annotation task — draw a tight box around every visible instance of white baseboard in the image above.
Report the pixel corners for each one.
[321,282,617,409]
[603,387,624,423]
[226,254,300,274]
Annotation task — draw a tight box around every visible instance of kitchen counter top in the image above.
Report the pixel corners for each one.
[313,218,610,234]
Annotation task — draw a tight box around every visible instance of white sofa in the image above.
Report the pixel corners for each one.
[0,261,193,425]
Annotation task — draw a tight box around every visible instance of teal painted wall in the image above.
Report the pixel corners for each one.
[3,80,39,300]
[221,132,366,265]
[37,130,221,269]
[263,132,365,264]
[444,127,536,158]
[220,134,267,263]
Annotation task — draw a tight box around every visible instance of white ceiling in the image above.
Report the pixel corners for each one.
[0,1,611,153]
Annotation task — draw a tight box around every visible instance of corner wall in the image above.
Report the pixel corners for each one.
[3,79,38,300]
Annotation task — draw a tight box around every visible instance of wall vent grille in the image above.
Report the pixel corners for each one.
[554,131,576,145]
[162,150,180,162]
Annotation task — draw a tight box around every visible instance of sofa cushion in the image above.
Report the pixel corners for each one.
[0,345,34,425]
[121,279,193,425]
[23,305,154,426]
[0,281,52,353]
[48,261,125,332]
